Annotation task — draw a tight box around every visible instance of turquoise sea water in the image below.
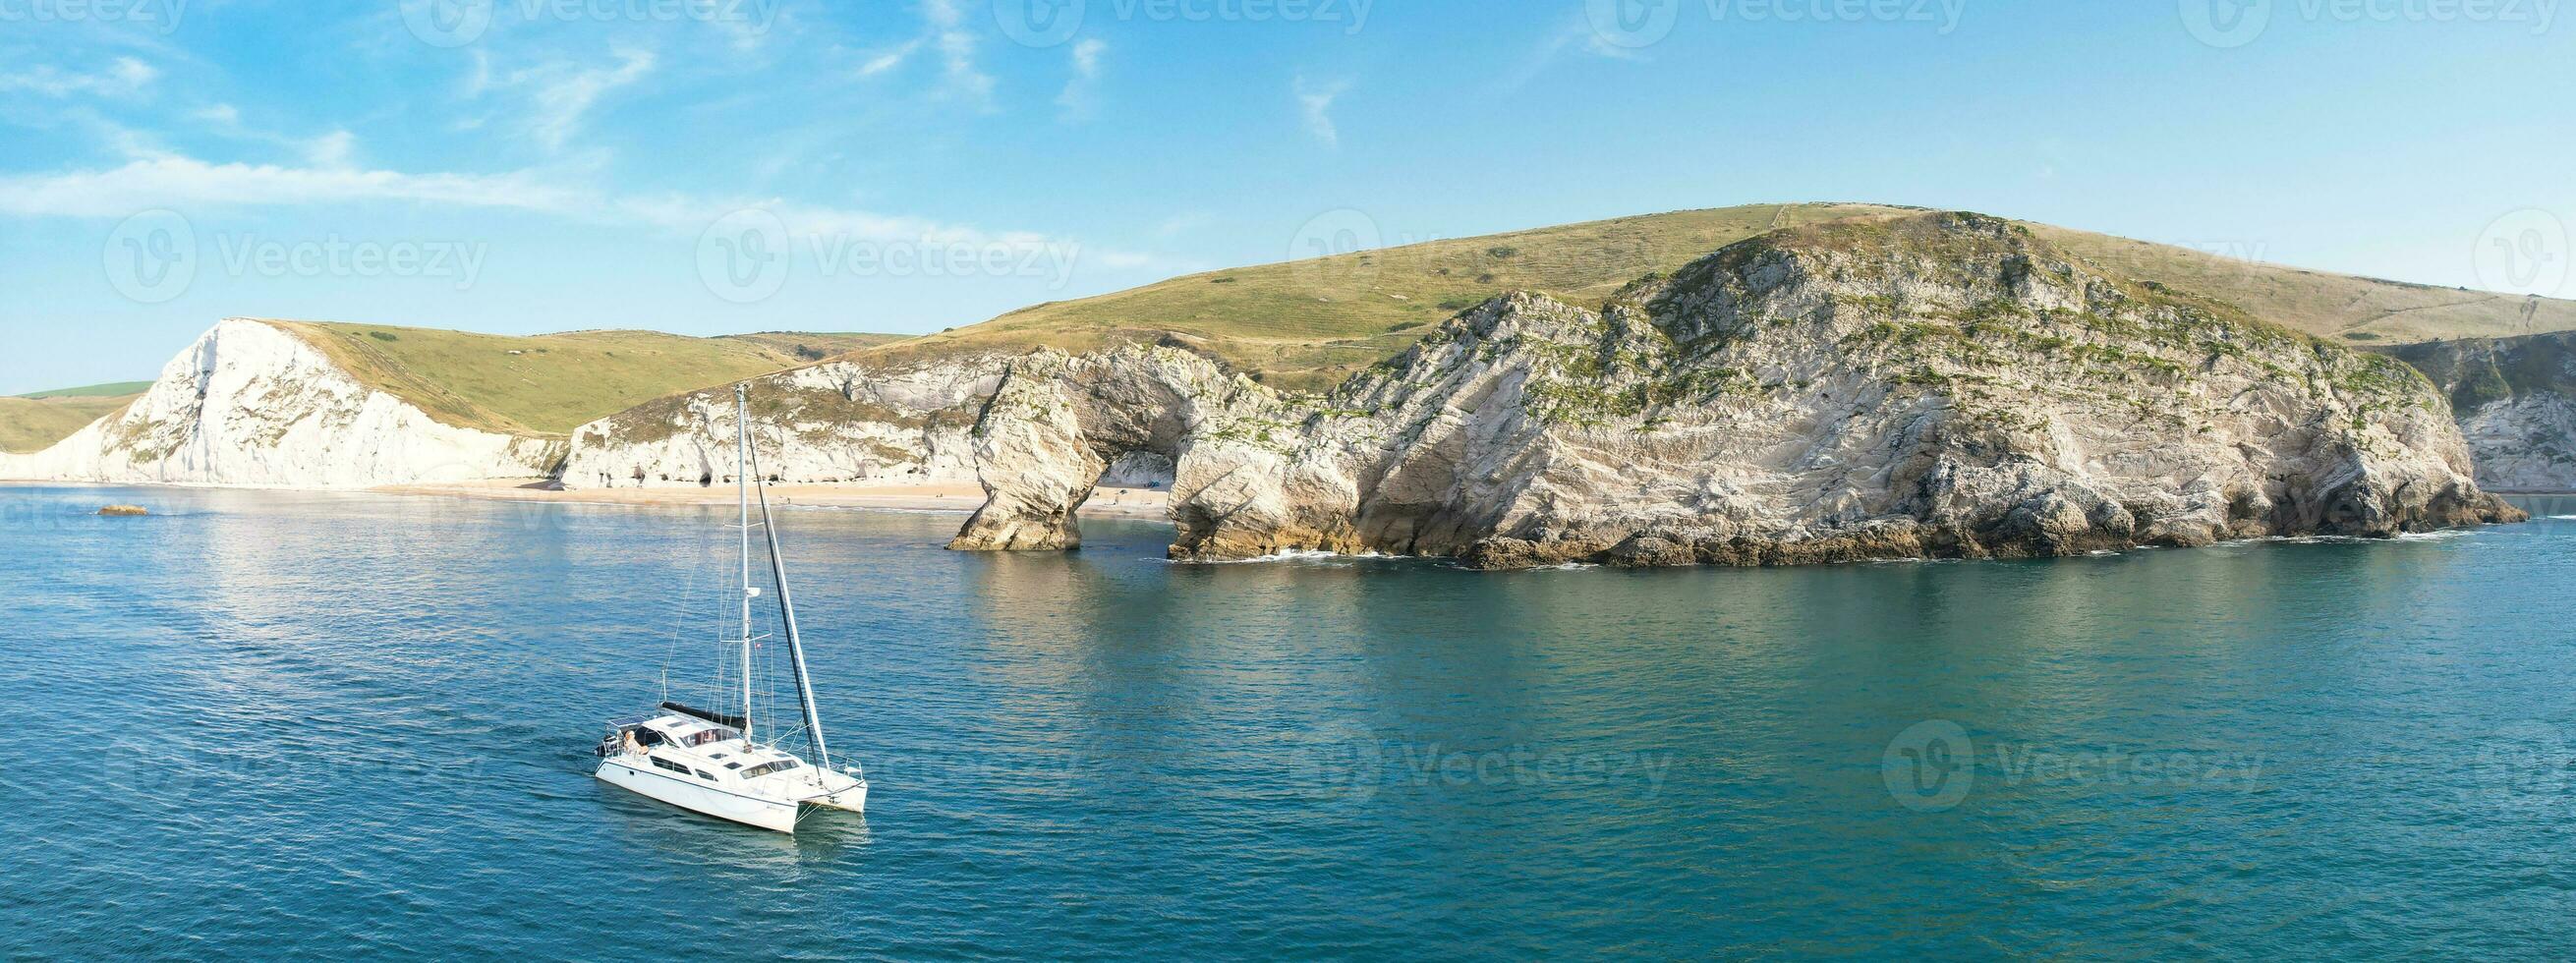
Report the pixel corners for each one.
[6,485,2576,959]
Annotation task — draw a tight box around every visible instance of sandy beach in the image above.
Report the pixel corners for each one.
[366,478,1173,519]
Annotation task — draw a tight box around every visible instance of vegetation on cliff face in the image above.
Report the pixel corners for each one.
[871,203,1918,392]
[935,211,2518,568]
[1366,213,2439,449]
[852,202,2574,394]
[2387,333,2576,416]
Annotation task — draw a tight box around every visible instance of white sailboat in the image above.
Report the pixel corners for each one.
[594,383,867,833]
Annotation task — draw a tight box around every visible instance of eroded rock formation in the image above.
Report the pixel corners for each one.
[558,356,1002,490]
[939,212,2522,566]
[2386,332,2576,491]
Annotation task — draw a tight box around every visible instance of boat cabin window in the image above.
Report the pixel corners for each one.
[694,769,717,782]
[650,757,691,774]
[681,728,734,748]
[737,759,802,779]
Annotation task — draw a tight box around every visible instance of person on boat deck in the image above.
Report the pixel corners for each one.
[620,730,642,757]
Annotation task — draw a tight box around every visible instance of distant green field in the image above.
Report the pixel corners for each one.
[873,202,2576,392]
[0,393,136,453]
[16,381,152,399]
[721,332,909,362]
[269,321,892,436]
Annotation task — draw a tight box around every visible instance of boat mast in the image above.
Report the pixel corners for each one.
[734,384,756,745]
[743,392,831,769]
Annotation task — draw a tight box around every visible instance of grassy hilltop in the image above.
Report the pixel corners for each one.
[0,383,149,454]
[266,322,901,437]
[870,202,2576,392]
[879,203,1909,391]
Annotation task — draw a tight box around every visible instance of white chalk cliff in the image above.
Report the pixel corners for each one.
[0,318,556,487]
[556,355,1006,490]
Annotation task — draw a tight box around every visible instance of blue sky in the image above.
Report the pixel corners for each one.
[1,0,2570,394]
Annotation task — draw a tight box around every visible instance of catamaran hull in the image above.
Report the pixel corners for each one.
[811,770,867,815]
[596,759,800,833]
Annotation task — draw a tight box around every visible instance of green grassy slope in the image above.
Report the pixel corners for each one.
[2030,227,2576,345]
[721,332,910,362]
[0,393,137,453]
[878,203,1915,391]
[268,321,888,436]
[867,203,2576,392]
[17,381,153,399]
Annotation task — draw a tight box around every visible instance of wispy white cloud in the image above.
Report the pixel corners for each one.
[1057,38,1106,122]
[0,156,591,218]
[33,109,175,161]
[1293,76,1348,148]
[921,0,995,109]
[464,46,658,152]
[855,39,922,79]
[0,57,159,98]
[1500,15,1648,92]
[304,130,358,168]
[182,102,367,171]
[0,152,1185,273]
[848,1,992,107]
